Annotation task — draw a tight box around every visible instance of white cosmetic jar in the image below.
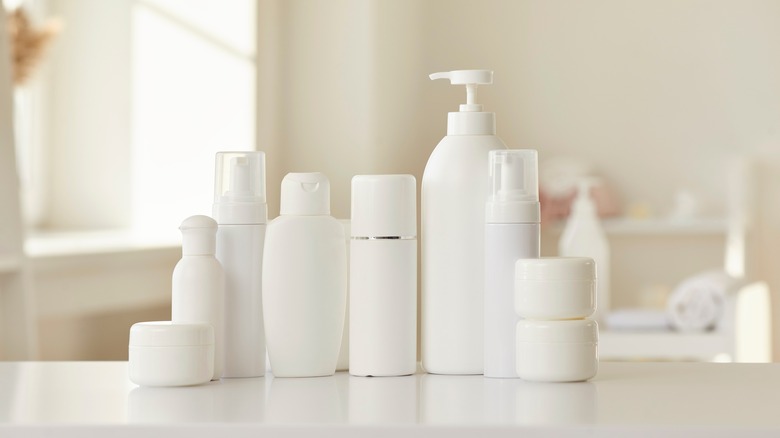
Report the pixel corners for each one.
[515,257,596,320]
[129,321,214,387]
[515,319,598,382]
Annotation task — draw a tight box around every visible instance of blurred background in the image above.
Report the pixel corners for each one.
[0,0,778,361]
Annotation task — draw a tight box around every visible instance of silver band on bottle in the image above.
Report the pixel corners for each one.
[351,236,416,240]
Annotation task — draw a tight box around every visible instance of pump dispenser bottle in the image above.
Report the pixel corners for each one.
[484,150,540,378]
[422,70,507,375]
[172,215,225,381]
[212,151,267,378]
[559,180,610,323]
[262,173,347,377]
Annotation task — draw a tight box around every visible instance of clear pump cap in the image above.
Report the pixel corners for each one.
[486,149,540,223]
[213,151,267,224]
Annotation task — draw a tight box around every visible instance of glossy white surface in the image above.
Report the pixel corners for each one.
[2,362,780,436]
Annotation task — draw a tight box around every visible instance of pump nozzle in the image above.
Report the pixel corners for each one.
[430,69,493,112]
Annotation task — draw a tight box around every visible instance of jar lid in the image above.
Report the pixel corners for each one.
[516,319,599,344]
[516,257,596,281]
[129,321,214,347]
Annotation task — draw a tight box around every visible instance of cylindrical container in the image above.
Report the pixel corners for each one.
[515,257,596,320]
[484,149,540,378]
[213,151,267,378]
[349,174,417,377]
[423,70,507,375]
[262,172,347,377]
[515,319,598,382]
[129,321,214,387]
[172,215,225,380]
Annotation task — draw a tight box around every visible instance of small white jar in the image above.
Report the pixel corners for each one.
[515,319,598,382]
[515,257,596,320]
[129,321,214,387]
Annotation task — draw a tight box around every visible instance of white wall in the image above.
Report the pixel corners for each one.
[260,0,780,358]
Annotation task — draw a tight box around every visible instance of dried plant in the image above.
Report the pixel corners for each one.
[8,7,61,85]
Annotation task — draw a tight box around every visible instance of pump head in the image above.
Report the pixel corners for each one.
[430,69,493,112]
[486,149,540,224]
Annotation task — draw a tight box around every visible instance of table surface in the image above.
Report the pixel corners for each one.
[1,361,779,437]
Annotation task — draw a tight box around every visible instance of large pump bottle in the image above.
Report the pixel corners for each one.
[422,69,507,375]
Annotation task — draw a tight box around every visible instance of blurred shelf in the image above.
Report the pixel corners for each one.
[600,329,732,361]
[546,217,728,236]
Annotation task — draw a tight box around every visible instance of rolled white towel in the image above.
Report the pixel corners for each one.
[666,271,733,332]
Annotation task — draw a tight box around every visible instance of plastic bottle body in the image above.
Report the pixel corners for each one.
[421,134,507,375]
[349,238,417,377]
[262,215,347,377]
[484,222,540,378]
[559,218,610,323]
[216,223,266,378]
[172,255,225,380]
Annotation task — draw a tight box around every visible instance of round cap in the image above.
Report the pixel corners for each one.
[516,319,598,344]
[280,172,330,216]
[515,257,596,281]
[129,321,214,347]
[179,215,218,256]
[351,174,416,238]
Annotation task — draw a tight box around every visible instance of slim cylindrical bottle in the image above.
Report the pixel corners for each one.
[213,151,267,378]
[484,150,540,378]
[262,173,347,377]
[349,175,417,377]
[172,215,225,380]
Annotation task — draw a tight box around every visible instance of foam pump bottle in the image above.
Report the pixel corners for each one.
[349,174,417,377]
[422,70,507,375]
[262,173,347,377]
[484,149,540,378]
[172,215,225,380]
[212,151,267,378]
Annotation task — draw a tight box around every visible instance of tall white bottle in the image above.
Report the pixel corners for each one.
[172,215,225,381]
[213,151,267,378]
[262,172,347,377]
[422,69,507,375]
[484,150,540,378]
[559,180,610,323]
[349,174,417,377]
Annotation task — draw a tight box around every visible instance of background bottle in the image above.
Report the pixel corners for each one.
[422,69,507,374]
[262,172,347,377]
[349,174,417,377]
[484,150,540,378]
[171,215,225,380]
[213,151,267,378]
[559,179,610,323]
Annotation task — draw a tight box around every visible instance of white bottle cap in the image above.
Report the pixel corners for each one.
[351,174,417,238]
[515,257,596,320]
[430,69,496,136]
[180,215,218,256]
[486,149,540,224]
[280,172,330,216]
[213,151,267,224]
[129,321,214,387]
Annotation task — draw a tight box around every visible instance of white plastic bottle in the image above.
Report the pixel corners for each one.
[559,180,610,323]
[171,215,225,381]
[422,69,507,375]
[262,172,347,377]
[484,149,540,378]
[349,174,417,377]
[212,151,267,378]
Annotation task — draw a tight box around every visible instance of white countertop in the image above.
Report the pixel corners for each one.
[1,361,779,437]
